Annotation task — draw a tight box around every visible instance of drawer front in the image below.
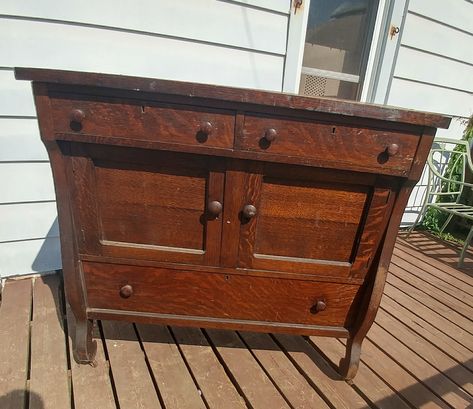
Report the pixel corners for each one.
[239,114,419,176]
[50,95,235,149]
[83,262,362,328]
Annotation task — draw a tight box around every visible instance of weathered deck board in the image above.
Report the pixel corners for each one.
[136,324,206,409]
[391,253,473,307]
[66,305,116,409]
[1,232,473,409]
[387,274,473,335]
[206,329,290,409]
[101,321,162,409]
[240,331,331,409]
[380,296,473,372]
[171,326,247,409]
[375,308,473,396]
[384,283,473,351]
[339,337,450,409]
[389,263,473,320]
[368,323,472,408]
[0,279,32,409]
[275,333,369,408]
[312,336,412,409]
[29,275,71,409]
[394,236,473,286]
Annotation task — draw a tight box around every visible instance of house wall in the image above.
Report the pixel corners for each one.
[379,0,473,225]
[0,0,291,277]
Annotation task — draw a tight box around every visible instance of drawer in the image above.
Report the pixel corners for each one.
[49,95,235,149]
[238,114,420,176]
[83,262,362,328]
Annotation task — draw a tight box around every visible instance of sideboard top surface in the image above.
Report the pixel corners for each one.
[15,67,451,130]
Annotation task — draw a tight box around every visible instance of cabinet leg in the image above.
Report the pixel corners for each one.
[339,337,361,381]
[73,318,97,365]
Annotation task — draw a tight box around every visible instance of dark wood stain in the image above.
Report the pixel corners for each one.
[16,67,449,380]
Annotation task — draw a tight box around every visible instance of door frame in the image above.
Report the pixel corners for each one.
[282,0,408,103]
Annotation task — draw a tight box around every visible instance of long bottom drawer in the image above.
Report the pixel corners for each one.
[83,261,363,329]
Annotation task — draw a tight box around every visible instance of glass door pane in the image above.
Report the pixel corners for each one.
[300,0,378,100]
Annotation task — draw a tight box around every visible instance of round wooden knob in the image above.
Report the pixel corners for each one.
[242,204,257,219]
[311,299,327,314]
[264,128,277,142]
[70,109,85,124]
[199,121,213,135]
[119,284,133,299]
[387,143,399,157]
[207,200,223,217]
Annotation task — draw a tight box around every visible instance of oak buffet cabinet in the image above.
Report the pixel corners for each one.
[16,68,450,380]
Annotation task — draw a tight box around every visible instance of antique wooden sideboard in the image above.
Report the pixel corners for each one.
[16,68,450,380]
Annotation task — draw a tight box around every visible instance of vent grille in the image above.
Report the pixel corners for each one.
[300,74,327,97]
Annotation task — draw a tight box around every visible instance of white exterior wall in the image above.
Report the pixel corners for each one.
[379,0,473,225]
[0,0,291,277]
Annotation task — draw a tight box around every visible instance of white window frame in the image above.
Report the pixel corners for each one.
[282,0,408,103]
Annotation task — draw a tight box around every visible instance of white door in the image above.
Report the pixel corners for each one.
[283,0,408,102]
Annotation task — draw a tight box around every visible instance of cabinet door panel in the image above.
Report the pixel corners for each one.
[255,178,367,261]
[67,144,224,265]
[234,162,395,279]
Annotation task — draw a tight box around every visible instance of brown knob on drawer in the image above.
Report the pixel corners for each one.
[264,128,277,142]
[119,284,133,299]
[199,121,213,135]
[387,143,399,157]
[242,204,257,219]
[207,200,223,217]
[70,109,85,124]
[310,299,327,314]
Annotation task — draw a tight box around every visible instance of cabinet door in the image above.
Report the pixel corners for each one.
[67,144,225,266]
[222,161,395,280]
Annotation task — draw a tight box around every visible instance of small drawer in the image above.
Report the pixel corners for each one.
[238,114,420,176]
[50,95,235,149]
[83,262,362,328]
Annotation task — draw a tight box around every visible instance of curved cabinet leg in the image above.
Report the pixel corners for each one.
[339,337,362,381]
[73,318,97,365]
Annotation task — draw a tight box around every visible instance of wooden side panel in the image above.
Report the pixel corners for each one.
[84,261,362,328]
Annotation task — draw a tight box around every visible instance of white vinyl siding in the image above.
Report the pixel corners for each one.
[0,0,290,277]
[384,0,473,225]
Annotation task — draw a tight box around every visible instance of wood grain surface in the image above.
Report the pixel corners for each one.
[15,67,452,128]
[84,261,362,328]
[50,94,235,149]
[240,114,420,176]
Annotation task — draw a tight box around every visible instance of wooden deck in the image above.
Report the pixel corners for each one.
[1,231,473,409]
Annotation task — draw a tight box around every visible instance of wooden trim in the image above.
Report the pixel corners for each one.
[87,308,350,338]
[78,253,366,285]
[15,68,451,128]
